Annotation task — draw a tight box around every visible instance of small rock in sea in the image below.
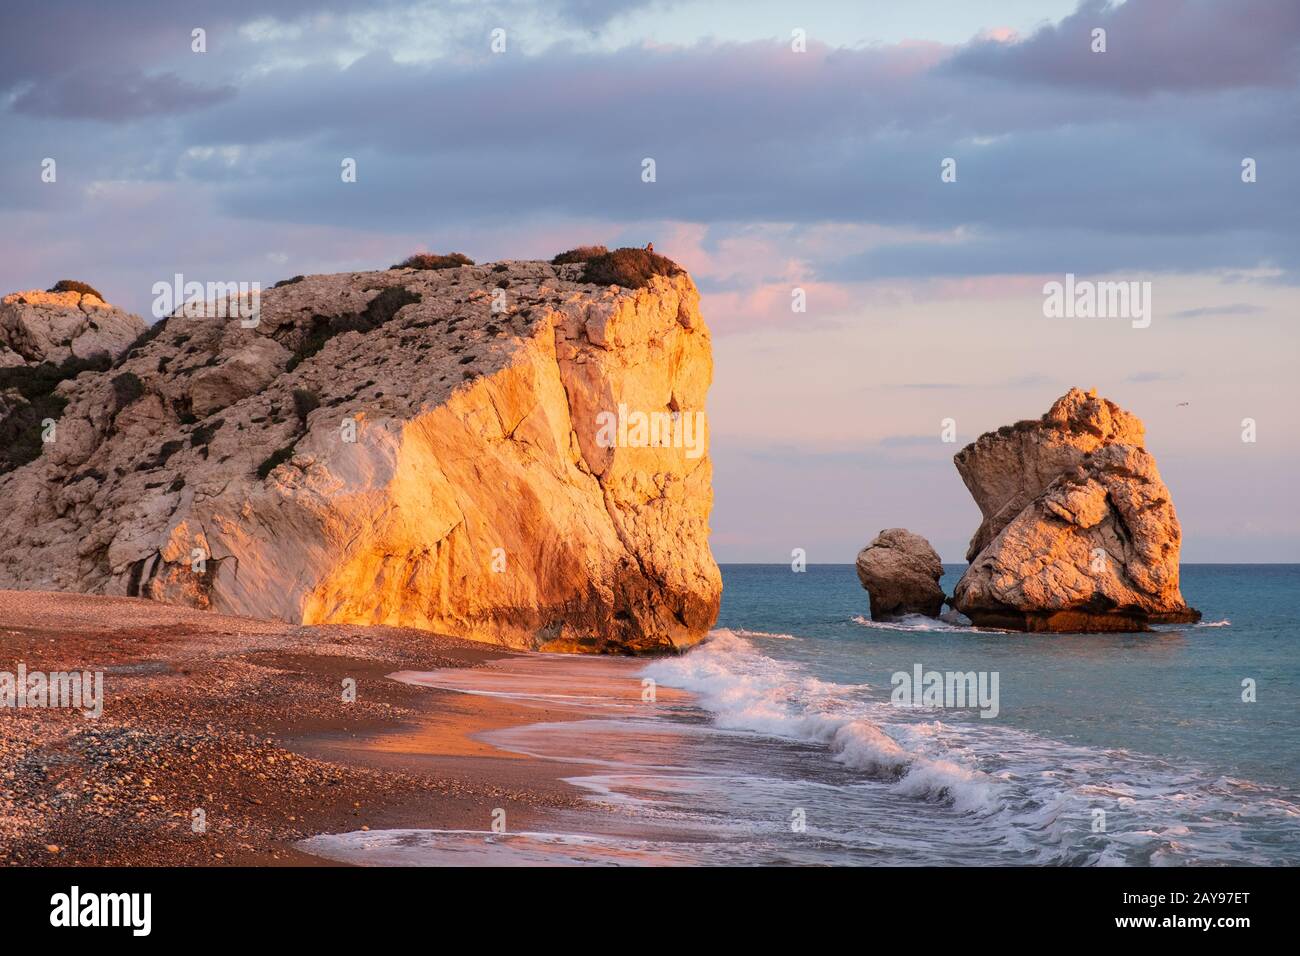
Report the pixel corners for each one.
[855,529,945,620]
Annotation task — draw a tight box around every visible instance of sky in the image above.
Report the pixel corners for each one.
[1,0,1297,562]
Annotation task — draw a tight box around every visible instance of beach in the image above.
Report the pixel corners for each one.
[0,590,601,866]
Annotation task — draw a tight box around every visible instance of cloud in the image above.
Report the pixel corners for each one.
[949,0,1300,95]
[548,0,668,29]
[1170,303,1267,319]
[1,2,1297,292]
[12,70,236,121]
[0,1,376,91]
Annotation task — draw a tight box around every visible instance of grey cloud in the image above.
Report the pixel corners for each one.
[0,0,404,118]
[1170,303,1266,318]
[12,70,236,121]
[950,0,1300,95]
[547,0,667,29]
[143,39,1296,293]
[1,2,1296,288]
[819,227,1300,284]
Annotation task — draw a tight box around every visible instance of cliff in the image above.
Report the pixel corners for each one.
[0,260,721,654]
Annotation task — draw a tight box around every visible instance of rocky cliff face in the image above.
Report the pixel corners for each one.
[951,388,1199,631]
[0,261,721,654]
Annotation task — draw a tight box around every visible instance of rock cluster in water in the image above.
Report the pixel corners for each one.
[857,388,1200,632]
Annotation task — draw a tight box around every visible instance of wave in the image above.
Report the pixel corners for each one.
[642,630,1300,864]
[850,613,980,633]
[727,627,799,640]
[645,630,999,814]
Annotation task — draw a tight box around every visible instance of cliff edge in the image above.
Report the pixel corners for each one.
[0,259,721,654]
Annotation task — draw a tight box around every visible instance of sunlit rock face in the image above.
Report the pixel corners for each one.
[0,262,721,654]
[951,388,1199,632]
[1,289,144,366]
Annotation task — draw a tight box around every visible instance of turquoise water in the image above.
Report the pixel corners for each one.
[628,564,1300,864]
[715,564,1300,790]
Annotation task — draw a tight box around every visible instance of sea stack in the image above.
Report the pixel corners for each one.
[951,388,1199,632]
[855,528,945,620]
[0,259,722,654]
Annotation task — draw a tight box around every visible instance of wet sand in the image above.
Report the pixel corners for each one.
[0,590,629,866]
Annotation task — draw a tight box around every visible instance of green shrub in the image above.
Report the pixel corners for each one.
[48,279,105,300]
[287,286,421,372]
[0,352,115,476]
[551,245,608,265]
[0,352,111,401]
[0,394,67,474]
[291,388,320,424]
[111,372,146,411]
[391,252,474,271]
[272,275,305,289]
[580,247,684,289]
[115,318,169,367]
[256,444,296,479]
[147,439,185,469]
[189,418,223,447]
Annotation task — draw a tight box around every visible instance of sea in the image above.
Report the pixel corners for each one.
[300,564,1300,866]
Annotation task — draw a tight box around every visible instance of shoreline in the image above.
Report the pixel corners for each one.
[0,590,616,866]
[9,580,1294,867]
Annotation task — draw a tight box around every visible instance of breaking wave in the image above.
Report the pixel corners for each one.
[641,629,1300,864]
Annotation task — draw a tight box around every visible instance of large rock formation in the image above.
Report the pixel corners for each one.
[0,261,721,654]
[954,387,1146,562]
[855,528,945,619]
[951,388,1199,632]
[1,289,145,367]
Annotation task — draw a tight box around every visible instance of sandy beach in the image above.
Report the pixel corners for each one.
[0,590,618,866]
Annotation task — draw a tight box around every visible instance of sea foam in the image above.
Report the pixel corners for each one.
[644,630,1001,813]
[643,629,1300,864]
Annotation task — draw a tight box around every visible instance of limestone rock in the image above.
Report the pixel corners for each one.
[0,288,147,476]
[0,261,720,654]
[1,289,145,365]
[189,337,290,416]
[953,387,1146,561]
[951,389,1198,632]
[855,528,945,619]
